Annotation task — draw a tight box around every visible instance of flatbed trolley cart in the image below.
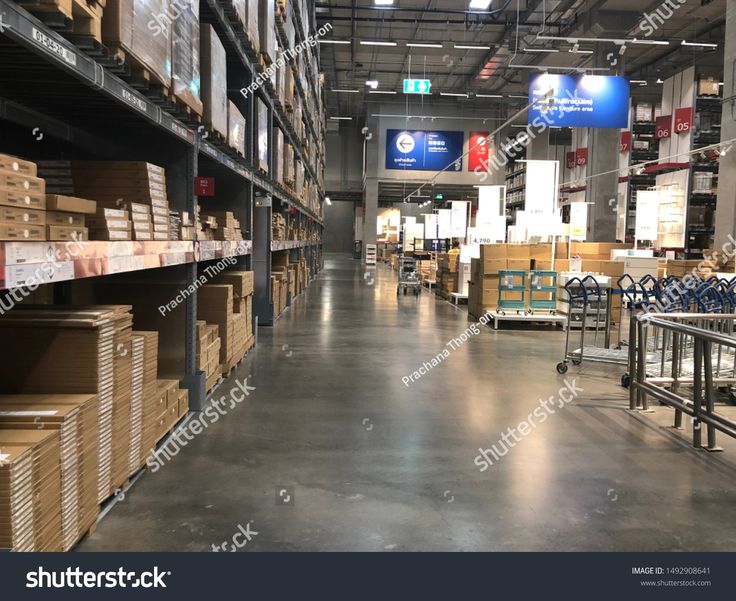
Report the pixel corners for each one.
[497,270,527,315]
[397,256,421,296]
[528,270,557,314]
[557,275,633,377]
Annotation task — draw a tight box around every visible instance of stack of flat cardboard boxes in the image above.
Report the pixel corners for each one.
[0,429,62,551]
[70,161,170,241]
[0,393,99,551]
[0,154,96,242]
[210,269,255,370]
[436,254,459,299]
[198,285,234,376]
[196,320,222,393]
[272,213,286,241]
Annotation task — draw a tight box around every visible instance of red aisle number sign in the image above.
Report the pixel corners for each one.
[674,107,693,134]
[566,151,576,170]
[575,148,588,167]
[620,131,631,153]
[195,176,215,196]
[655,115,672,140]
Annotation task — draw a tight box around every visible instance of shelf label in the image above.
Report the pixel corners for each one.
[32,28,76,66]
[655,115,672,139]
[169,121,188,138]
[195,176,215,197]
[121,88,148,113]
[674,107,693,134]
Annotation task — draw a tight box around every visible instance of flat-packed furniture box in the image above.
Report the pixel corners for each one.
[102,0,171,87]
[170,0,203,116]
[0,306,134,504]
[201,25,228,139]
[0,429,62,551]
[207,270,254,369]
[228,101,246,157]
[258,0,276,63]
[246,0,259,51]
[198,285,234,368]
[0,393,99,551]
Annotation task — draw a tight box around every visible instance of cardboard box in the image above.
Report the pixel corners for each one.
[47,225,88,241]
[0,206,46,226]
[480,244,506,261]
[0,169,45,193]
[0,153,37,177]
[228,101,246,156]
[0,187,46,210]
[507,259,531,271]
[45,194,97,214]
[505,244,530,259]
[0,223,45,240]
[46,211,86,227]
[201,24,228,138]
[483,258,507,275]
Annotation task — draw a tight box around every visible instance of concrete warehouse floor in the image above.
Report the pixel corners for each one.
[79,255,736,552]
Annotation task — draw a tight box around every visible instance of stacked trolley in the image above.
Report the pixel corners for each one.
[397,256,421,296]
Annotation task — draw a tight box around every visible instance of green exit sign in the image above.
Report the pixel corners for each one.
[403,79,432,95]
[435,193,444,201]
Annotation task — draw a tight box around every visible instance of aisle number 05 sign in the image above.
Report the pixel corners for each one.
[674,107,693,134]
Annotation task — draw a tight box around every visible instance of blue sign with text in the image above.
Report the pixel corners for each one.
[527,74,630,129]
[385,129,464,171]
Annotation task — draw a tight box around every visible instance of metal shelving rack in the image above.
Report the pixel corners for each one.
[0,0,325,406]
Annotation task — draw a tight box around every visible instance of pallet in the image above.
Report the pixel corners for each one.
[17,0,103,43]
[201,127,228,147]
[167,95,203,126]
[259,52,274,69]
[109,45,170,98]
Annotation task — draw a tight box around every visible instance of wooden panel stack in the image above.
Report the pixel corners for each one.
[0,429,62,551]
[196,321,222,393]
[0,393,99,551]
[435,253,459,299]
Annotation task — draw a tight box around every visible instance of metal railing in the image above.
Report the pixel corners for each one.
[629,313,736,452]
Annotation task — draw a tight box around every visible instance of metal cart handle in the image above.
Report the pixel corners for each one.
[581,275,602,301]
[564,277,588,304]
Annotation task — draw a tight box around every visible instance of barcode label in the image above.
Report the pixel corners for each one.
[32,28,76,66]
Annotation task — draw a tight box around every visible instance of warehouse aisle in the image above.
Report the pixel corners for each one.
[79,255,736,551]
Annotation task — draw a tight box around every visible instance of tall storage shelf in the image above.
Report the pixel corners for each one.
[0,0,325,412]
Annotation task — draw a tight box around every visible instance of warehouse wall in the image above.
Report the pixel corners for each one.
[326,123,364,193]
[323,200,356,253]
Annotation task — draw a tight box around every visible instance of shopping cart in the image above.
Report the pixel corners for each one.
[397,256,421,296]
[557,275,637,377]
[497,270,527,315]
[528,270,557,315]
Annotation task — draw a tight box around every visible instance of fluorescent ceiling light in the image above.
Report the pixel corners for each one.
[630,80,647,85]
[568,49,593,54]
[369,90,397,94]
[469,0,492,8]
[440,92,469,97]
[454,44,490,50]
[656,78,664,84]
[510,124,527,128]
[523,47,559,53]
[329,117,353,120]
[476,94,503,98]
[681,40,718,48]
[406,42,443,48]
[509,95,528,99]
[361,40,398,46]
[325,196,332,205]
[374,0,394,5]
[331,89,360,93]
[537,35,669,46]
[319,39,351,45]
[365,80,379,89]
